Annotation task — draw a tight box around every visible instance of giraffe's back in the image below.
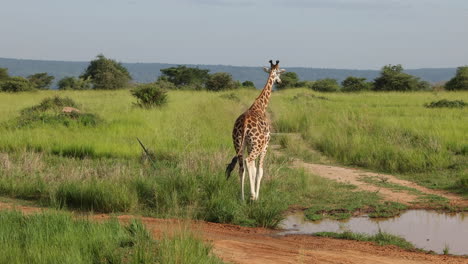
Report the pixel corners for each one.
[232,110,270,155]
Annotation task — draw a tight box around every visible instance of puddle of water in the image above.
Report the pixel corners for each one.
[279,210,468,255]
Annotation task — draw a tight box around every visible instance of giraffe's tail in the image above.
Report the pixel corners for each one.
[225,156,238,180]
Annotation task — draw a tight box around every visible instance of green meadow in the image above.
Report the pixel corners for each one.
[0,88,466,226]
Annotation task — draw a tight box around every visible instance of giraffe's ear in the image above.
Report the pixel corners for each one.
[279,69,286,74]
[263,67,270,73]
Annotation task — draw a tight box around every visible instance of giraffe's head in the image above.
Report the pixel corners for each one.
[263,60,286,84]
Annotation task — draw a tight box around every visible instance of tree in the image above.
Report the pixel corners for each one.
[0,77,35,92]
[311,78,340,92]
[373,64,428,91]
[341,76,372,92]
[159,65,210,88]
[445,66,468,91]
[57,76,92,90]
[27,73,55,90]
[80,54,132,90]
[276,72,299,89]
[242,81,255,88]
[205,72,239,91]
[0,68,9,81]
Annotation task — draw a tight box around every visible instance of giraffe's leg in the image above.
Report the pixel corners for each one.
[255,149,267,200]
[246,158,257,200]
[239,155,245,201]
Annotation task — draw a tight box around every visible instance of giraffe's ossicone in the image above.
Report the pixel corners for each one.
[226,60,286,201]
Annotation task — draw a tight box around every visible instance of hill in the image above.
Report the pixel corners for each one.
[0,57,456,88]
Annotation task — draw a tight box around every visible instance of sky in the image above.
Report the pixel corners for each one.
[0,0,467,69]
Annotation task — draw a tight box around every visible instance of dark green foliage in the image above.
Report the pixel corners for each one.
[373,64,429,91]
[0,76,35,92]
[276,72,299,89]
[57,76,92,90]
[445,66,468,91]
[424,99,466,108]
[242,80,255,88]
[341,76,372,92]
[154,79,177,90]
[13,96,102,128]
[0,68,9,80]
[205,72,239,91]
[27,72,55,90]
[22,96,78,114]
[131,83,168,108]
[159,65,210,88]
[311,78,340,92]
[80,54,132,90]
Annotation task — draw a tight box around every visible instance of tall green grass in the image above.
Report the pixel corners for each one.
[271,90,468,195]
[0,210,224,264]
[0,211,157,264]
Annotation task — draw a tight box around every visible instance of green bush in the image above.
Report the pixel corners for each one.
[373,64,429,91]
[424,99,466,108]
[206,72,239,91]
[12,96,102,128]
[131,83,168,108]
[242,80,255,88]
[445,66,468,91]
[311,78,340,92]
[276,72,299,89]
[0,77,35,92]
[341,76,372,92]
[57,76,92,90]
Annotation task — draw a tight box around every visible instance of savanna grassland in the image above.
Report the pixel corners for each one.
[0,88,467,262]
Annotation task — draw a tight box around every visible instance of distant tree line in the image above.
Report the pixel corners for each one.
[276,64,468,92]
[1,56,467,93]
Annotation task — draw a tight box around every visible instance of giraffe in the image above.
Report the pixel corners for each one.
[226,60,286,201]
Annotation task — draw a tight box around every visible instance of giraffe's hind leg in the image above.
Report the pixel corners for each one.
[255,148,268,200]
[238,154,246,201]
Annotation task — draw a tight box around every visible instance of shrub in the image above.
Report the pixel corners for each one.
[0,76,35,92]
[131,83,168,108]
[13,96,102,128]
[242,80,255,88]
[341,76,372,92]
[424,99,466,108]
[445,66,468,91]
[311,78,340,92]
[27,73,55,90]
[22,96,78,114]
[159,65,210,88]
[276,72,299,90]
[57,76,92,90]
[206,72,239,91]
[373,64,429,91]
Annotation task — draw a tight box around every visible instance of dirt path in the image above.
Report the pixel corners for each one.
[0,201,466,264]
[270,133,468,208]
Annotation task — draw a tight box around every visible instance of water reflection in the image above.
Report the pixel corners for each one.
[279,210,468,255]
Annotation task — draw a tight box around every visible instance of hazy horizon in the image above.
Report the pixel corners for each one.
[1,0,467,69]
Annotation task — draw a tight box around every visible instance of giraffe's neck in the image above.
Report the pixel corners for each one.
[249,73,275,113]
